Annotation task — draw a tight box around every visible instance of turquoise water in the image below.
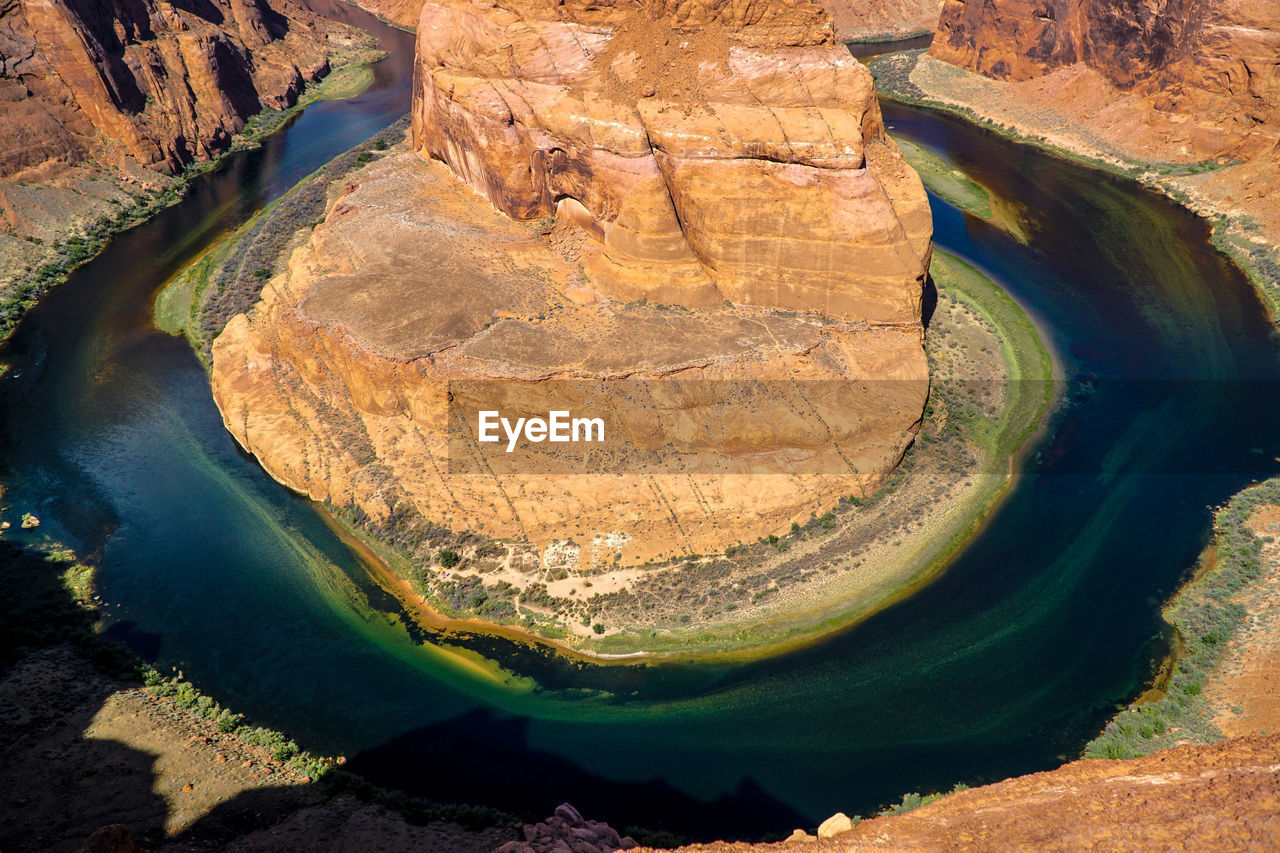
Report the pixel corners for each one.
[3,11,1279,840]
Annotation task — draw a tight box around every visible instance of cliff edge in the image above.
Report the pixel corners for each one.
[209,0,936,643]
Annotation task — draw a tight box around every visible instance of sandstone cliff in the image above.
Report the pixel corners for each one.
[358,0,946,43]
[353,0,425,29]
[0,0,333,180]
[931,0,1279,157]
[0,0,361,317]
[912,0,1280,318]
[823,0,941,42]
[210,0,934,637]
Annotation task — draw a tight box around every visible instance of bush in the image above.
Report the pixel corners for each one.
[438,548,461,568]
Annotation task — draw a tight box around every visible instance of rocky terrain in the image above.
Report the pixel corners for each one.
[2,0,330,179]
[354,0,426,29]
[906,0,1280,305]
[210,0,935,641]
[823,0,941,42]
[654,734,1280,851]
[0,0,364,322]
[357,0,945,42]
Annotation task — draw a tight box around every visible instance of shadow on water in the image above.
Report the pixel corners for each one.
[0,539,801,848]
[346,710,807,840]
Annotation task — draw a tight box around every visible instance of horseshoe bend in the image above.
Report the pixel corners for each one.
[202,0,991,651]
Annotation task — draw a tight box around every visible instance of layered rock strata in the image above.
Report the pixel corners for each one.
[919,0,1280,306]
[212,150,929,568]
[0,0,333,180]
[930,0,1279,161]
[359,0,947,43]
[212,0,932,575]
[411,0,932,319]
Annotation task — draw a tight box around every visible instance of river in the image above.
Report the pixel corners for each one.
[2,9,1278,841]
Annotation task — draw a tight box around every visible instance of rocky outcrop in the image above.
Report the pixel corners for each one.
[660,734,1280,852]
[930,0,1280,158]
[211,0,932,631]
[352,0,426,29]
[362,0,946,43]
[0,0,333,180]
[495,803,637,853]
[211,148,929,573]
[822,0,942,42]
[410,0,931,319]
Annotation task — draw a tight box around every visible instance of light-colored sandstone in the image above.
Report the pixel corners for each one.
[410,0,932,320]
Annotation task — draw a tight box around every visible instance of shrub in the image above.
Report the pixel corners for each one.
[439,548,461,568]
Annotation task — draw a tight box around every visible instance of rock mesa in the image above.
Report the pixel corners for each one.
[212,0,932,577]
[0,0,333,180]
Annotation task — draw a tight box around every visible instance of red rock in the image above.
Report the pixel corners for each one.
[0,0,332,180]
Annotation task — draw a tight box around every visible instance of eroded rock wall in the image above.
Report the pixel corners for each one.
[932,0,1280,143]
[410,0,932,321]
[212,0,934,590]
[822,0,943,42]
[0,0,332,179]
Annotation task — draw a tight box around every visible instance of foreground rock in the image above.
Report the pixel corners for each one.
[495,802,637,853]
[212,0,932,610]
[656,735,1280,852]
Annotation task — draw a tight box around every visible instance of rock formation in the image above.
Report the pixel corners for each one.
[659,734,1280,852]
[411,0,931,318]
[0,0,333,180]
[931,0,1279,159]
[211,0,931,608]
[353,0,427,29]
[495,802,637,853]
[359,0,946,43]
[823,0,942,42]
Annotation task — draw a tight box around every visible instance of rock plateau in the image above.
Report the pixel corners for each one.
[210,0,933,585]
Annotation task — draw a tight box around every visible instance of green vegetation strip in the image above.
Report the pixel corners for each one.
[894,137,992,218]
[1085,478,1280,759]
[156,123,405,363]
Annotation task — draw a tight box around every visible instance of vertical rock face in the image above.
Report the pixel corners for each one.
[0,0,332,179]
[410,0,932,321]
[211,0,934,603]
[820,0,943,42]
[932,0,1280,142]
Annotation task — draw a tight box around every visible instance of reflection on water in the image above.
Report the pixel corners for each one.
[2,12,1279,838]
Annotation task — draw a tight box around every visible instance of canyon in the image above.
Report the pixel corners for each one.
[0,0,362,311]
[912,0,1280,297]
[355,0,945,42]
[208,0,937,641]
